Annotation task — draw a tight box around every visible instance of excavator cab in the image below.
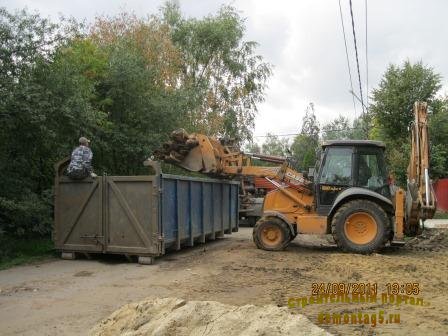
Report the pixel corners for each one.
[315,140,391,216]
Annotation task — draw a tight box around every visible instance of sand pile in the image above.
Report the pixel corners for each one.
[90,297,331,336]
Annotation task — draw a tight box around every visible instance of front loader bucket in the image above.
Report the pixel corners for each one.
[154,129,219,174]
[177,145,205,172]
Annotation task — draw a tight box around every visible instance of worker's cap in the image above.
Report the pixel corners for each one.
[79,136,91,145]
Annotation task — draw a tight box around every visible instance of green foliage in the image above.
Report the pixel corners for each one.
[370,61,441,141]
[321,113,373,141]
[162,2,272,141]
[387,142,411,186]
[0,236,54,270]
[0,192,53,237]
[429,98,448,147]
[434,212,448,219]
[245,141,261,154]
[0,5,271,240]
[91,39,184,174]
[291,103,320,171]
[322,115,352,140]
[300,103,320,140]
[261,133,289,156]
[431,144,448,179]
[429,98,448,178]
[321,113,372,141]
[369,61,444,185]
[353,114,372,140]
[0,8,82,238]
[291,134,318,171]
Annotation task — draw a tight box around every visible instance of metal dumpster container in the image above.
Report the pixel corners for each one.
[53,159,239,264]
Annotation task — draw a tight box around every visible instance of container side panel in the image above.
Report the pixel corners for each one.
[178,180,190,242]
[202,183,213,234]
[191,181,202,238]
[230,184,239,231]
[56,178,102,252]
[222,184,230,232]
[106,178,156,254]
[162,178,177,244]
[159,175,242,252]
[212,184,223,233]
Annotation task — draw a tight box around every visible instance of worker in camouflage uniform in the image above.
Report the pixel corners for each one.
[67,137,97,179]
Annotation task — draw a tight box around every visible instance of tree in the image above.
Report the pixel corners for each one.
[300,102,320,140]
[0,9,87,237]
[261,134,288,156]
[162,2,272,141]
[321,114,372,141]
[351,114,371,140]
[0,5,273,239]
[87,12,191,174]
[370,61,441,141]
[245,141,261,154]
[429,97,448,178]
[291,103,320,171]
[322,115,352,140]
[369,61,443,185]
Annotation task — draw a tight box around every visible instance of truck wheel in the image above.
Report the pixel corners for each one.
[331,200,389,254]
[253,217,291,251]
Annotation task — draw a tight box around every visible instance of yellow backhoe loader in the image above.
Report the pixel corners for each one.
[154,102,436,254]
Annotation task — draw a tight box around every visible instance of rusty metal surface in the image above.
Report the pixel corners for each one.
[54,160,239,258]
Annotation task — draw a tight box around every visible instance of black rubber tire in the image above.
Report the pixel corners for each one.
[331,199,390,254]
[253,217,291,251]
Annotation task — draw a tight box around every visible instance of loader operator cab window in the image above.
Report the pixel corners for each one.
[319,147,353,186]
[356,150,390,197]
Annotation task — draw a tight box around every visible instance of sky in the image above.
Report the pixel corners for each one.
[4,0,448,142]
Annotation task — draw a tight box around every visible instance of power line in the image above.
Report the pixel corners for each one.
[338,0,357,118]
[348,0,365,115]
[365,0,369,113]
[349,90,368,111]
[254,133,299,138]
[349,91,369,139]
[253,127,365,138]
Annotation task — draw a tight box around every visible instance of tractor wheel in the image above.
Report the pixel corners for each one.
[331,200,390,254]
[253,217,291,251]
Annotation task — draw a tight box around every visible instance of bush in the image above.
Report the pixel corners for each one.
[0,190,53,238]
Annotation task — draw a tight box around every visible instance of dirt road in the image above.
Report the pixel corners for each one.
[1,228,447,335]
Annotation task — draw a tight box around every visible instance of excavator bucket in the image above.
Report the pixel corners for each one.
[154,129,220,174]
